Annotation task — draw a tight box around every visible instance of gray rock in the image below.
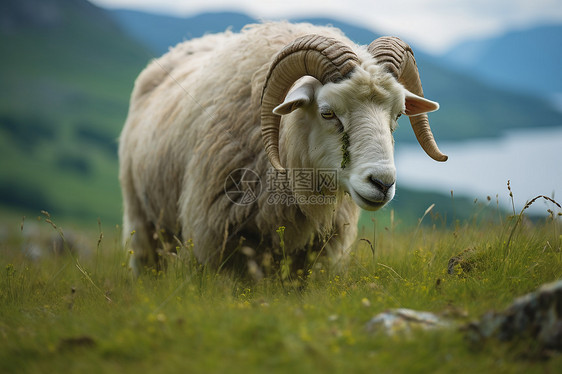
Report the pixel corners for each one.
[366,308,452,336]
[466,279,562,352]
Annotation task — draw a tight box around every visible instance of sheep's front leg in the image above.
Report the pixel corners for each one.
[122,210,158,276]
[121,176,159,275]
[325,204,360,269]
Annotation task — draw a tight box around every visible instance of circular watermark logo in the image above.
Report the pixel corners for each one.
[224,168,262,205]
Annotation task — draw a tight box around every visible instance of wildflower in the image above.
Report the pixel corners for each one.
[5,264,15,276]
[299,326,312,342]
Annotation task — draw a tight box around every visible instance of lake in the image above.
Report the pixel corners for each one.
[395,126,562,215]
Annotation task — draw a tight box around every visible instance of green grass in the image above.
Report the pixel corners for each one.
[0,200,561,373]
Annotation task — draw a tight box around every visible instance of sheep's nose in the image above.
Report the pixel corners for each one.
[369,176,394,196]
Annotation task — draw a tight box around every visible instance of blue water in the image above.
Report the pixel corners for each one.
[395,126,562,214]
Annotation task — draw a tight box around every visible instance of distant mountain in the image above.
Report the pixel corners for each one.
[0,0,151,223]
[441,24,562,100]
[109,10,562,143]
[111,9,256,55]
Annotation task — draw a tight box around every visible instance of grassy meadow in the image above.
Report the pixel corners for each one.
[1,196,561,374]
[2,2,561,372]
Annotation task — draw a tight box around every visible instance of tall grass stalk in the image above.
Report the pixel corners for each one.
[41,211,111,303]
[504,195,561,258]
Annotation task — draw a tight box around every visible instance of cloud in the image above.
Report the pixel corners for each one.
[91,0,562,52]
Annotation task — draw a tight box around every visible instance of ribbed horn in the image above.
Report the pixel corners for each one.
[261,34,359,172]
[368,37,447,162]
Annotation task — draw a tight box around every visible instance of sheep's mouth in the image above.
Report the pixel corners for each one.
[350,188,388,211]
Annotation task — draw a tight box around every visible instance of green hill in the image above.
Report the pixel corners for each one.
[0,0,151,225]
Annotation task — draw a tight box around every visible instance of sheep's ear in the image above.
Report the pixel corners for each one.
[273,78,319,115]
[404,90,439,116]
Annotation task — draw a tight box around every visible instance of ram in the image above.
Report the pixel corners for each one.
[119,22,447,274]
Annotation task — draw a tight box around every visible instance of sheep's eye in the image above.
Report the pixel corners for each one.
[321,110,335,120]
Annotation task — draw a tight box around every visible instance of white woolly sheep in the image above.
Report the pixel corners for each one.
[119,22,447,274]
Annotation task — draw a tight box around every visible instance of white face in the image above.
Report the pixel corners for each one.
[273,71,439,211]
[317,78,400,210]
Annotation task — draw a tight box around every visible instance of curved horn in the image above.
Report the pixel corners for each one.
[368,37,447,162]
[261,35,360,172]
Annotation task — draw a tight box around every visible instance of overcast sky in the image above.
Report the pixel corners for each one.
[90,0,562,53]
